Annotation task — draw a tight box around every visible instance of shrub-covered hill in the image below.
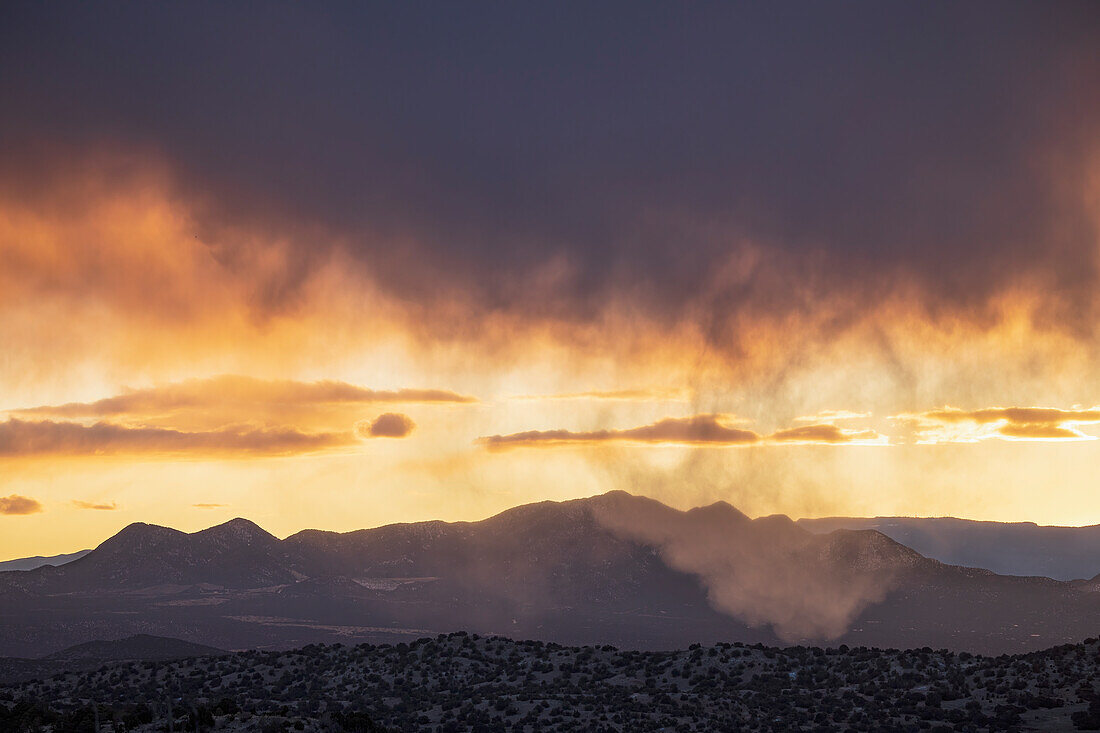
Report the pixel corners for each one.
[5,633,1100,731]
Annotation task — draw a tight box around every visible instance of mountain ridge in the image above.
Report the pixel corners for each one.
[1,491,1099,657]
[799,514,1100,580]
[0,550,91,572]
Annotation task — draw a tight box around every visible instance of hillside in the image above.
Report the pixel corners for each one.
[0,635,226,685]
[4,634,1100,731]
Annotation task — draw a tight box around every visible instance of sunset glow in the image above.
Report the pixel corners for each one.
[2,2,1100,563]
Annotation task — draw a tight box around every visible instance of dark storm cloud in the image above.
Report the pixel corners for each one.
[2,1,1099,332]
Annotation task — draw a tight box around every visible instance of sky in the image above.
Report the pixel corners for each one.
[1,1,1100,559]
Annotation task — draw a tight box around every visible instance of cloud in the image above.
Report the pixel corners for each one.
[479,414,761,449]
[193,503,228,509]
[997,423,1085,440]
[359,413,416,438]
[913,407,1100,425]
[480,415,888,449]
[0,495,43,515]
[0,418,356,458]
[72,500,117,510]
[769,424,887,445]
[2,2,1100,538]
[894,406,1100,443]
[513,388,688,402]
[14,375,475,419]
[793,410,871,423]
[2,2,1100,366]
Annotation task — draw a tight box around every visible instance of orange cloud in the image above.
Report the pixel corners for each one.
[893,406,1100,443]
[479,415,889,450]
[13,375,475,418]
[0,495,43,515]
[193,503,228,509]
[72,500,117,510]
[997,423,1085,440]
[0,418,356,458]
[769,424,886,445]
[478,414,761,449]
[359,413,416,438]
[917,407,1100,425]
[793,410,872,423]
[513,388,688,402]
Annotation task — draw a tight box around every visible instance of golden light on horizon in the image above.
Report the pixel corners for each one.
[1,26,1099,563]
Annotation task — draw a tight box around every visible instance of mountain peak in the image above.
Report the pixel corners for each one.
[686,500,750,524]
[196,517,276,546]
[96,522,185,551]
[115,520,180,536]
[819,528,929,571]
[753,513,796,526]
[583,490,677,514]
[210,517,264,531]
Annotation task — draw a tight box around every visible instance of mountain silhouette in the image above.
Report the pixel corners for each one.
[1,491,1098,658]
[799,515,1100,580]
[0,550,90,572]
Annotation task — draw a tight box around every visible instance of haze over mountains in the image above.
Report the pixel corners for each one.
[0,550,91,573]
[2,491,1100,659]
[799,516,1100,581]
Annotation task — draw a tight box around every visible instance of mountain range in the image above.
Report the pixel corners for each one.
[799,515,1100,581]
[13,510,1100,580]
[1,491,1099,658]
[0,550,91,572]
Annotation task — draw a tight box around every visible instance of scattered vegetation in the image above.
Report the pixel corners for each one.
[4,633,1100,731]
